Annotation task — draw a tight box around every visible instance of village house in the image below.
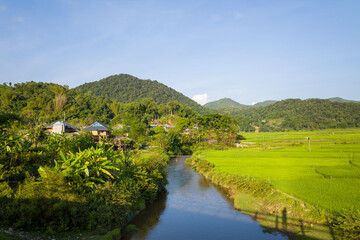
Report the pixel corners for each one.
[82,122,111,139]
[44,121,78,134]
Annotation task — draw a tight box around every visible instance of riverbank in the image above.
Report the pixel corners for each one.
[0,148,169,240]
[186,153,335,240]
[121,156,287,240]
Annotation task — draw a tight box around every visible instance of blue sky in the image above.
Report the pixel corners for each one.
[0,0,359,105]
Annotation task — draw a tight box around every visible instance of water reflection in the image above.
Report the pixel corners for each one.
[122,157,287,240]
[122,192,167,240]
[197,173,211,190]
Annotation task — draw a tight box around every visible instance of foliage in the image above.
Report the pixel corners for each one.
[213,98,360,131]
[0,182,13,198]
[0,147,168,234]
[332,210,360,240]
[204,98,249,109]
[0,81,115,125]
[55,146,122,192]
[0,79,245,237]
[76,74,205,113]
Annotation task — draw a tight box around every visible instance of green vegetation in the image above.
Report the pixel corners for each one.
[189,129,360,239]
[0,82,236,155]
[0,131,169,237]
[76,74,205,113]
[0,81,240,238]
[202,129,360,212]
[204,98,277,109]
[2,77,359,238]
[214,98,360,131]
[203,98,249,109]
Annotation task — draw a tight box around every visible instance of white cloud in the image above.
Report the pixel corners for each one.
[251,102,257,105]
[192,93,209,105]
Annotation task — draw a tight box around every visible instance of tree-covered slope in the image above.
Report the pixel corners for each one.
[204,98,278,109]
[76,74,204,112]
[204,98,248,109]
[0,81,202,129]
[225,99,360,131]
[0,81,116,125]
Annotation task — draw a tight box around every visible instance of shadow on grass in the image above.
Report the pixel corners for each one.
[240,207,335,240]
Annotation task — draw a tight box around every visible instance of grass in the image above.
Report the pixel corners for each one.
[202,129,360,213]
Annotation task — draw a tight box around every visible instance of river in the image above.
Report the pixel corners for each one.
[121,156,288,240]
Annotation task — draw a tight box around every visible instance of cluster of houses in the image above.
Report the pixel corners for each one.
[45,121,111,138]
[43,119,173,150]
[44,121,132,150]
[149,119,175,130]
[45,119,176,136]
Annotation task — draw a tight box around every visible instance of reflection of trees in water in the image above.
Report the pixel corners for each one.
[121,191,168,240]
[198,175,211,190]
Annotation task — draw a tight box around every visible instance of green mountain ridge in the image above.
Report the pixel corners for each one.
[205,97,359,110]
[219,98,360,131]
[76,74,204,113]
[203,98,249,109]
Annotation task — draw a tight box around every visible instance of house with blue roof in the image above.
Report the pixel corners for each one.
[83,122,111,138]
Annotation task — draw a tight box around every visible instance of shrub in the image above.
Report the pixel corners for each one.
[333,210,360,240]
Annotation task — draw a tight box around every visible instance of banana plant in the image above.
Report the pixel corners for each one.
[55,147,123,191]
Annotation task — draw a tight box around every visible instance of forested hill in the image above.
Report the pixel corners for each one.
[205,97,358,110]
[204,98,249,109]
[76,74,204,113]
[204,98,277,109]
[219,98,360,131]
[0,81,202,127]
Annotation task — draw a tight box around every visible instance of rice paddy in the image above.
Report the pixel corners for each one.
[202,129,360,213]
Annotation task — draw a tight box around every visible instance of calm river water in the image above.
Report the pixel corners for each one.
[121,156,288,240]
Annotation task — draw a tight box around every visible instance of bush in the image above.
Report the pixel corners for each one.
[0,182,13,198]
[333,211,360,240]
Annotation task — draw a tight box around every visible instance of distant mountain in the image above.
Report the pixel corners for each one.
[205,97,359,110]
[327,97,359,103]
[230,98,360,131]
[253,100,278,107]
[76,74,204,112]
[204,98,249,109]
[204,98,277,109]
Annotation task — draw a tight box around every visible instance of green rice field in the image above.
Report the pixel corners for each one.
[202,129,360,213]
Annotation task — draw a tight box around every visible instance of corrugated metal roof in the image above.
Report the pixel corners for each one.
[45,121,76,129]
[83,122,109,131]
